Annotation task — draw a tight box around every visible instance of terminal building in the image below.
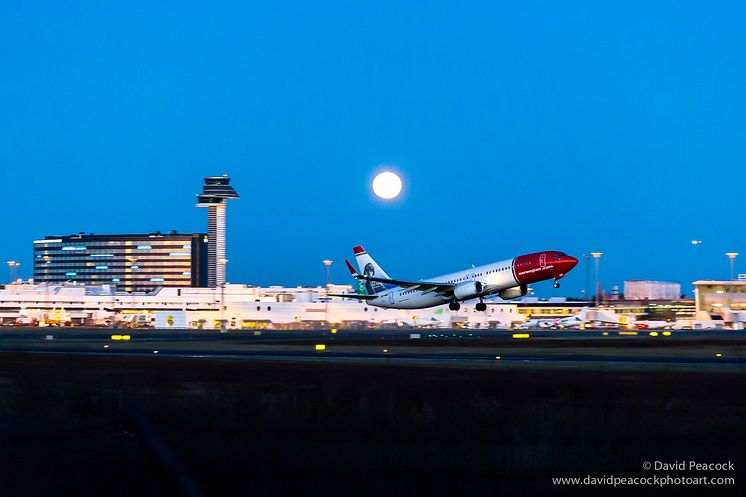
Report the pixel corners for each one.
[0,282,521,329]
[693,280,746,327]
[0,280,734,330]
[32,232,208,292]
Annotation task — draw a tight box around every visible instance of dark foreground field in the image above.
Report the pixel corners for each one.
[0,350,744,497]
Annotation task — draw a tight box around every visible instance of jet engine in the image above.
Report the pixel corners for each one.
[498,284,528,300]
[453,281,483,300]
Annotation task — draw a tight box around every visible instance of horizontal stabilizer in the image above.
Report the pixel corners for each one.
[327,293,378,301]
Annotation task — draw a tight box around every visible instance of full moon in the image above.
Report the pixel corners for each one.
[372,171,403,199]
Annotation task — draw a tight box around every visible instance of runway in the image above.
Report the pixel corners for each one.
[1,327,745,368]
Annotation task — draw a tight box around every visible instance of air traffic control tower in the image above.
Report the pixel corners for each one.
[196,175,239,288]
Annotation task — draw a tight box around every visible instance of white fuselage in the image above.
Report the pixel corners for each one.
[520,316,582,329]
[367,258,519,309]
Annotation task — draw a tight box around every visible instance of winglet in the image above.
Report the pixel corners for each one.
[352,246,365,255]
[345,259,359,276]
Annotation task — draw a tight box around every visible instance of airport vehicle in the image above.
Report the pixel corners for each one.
[634,320,676,330]
[380,316,441,328]
[117,313,154,329]
[39,308,72,327]
[518,307,589,329]
[14,316,38,326]
[332,246,578,311]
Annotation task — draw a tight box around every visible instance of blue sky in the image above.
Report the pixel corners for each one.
[1,1,745,297]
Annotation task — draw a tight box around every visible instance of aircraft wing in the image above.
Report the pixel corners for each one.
[344,260,456,296]
[327,293,378,301]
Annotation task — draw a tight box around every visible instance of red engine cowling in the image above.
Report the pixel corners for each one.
[454,281,483,300]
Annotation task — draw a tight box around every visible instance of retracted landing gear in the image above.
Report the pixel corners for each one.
[448,301,461,311]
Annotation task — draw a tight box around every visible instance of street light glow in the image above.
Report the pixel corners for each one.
[726,253,739,281]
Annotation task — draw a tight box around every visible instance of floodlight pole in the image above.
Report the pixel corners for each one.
[590,252,603,306]
[726,252,739,281]
[323,260,333,289]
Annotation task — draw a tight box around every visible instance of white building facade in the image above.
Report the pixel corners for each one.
[0,283,521,329]
[624,280,681,300]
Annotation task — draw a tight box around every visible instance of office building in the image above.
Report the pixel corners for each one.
[33,232,207,292]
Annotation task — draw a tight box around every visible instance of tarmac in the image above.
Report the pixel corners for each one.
[0,327,744,367]
[0,328,744,496]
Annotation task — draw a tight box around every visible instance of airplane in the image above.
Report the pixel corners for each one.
[634,320,676,330]
[518,307,589,329]
[330,246,578,311]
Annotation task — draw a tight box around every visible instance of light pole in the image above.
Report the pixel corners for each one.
[322,260,334,329]
[582,253,591,300]
[590,252,603,306]
[7,261,20,283]
[726,252,739,281]
[323,260,333,289]
[219,258,228,331]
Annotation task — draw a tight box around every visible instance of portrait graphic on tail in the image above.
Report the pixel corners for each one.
[363,262,386,295]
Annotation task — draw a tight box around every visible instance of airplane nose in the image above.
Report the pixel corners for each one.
[565,255,579,270]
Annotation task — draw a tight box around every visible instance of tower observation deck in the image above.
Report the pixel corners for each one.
[196,175,239,288]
